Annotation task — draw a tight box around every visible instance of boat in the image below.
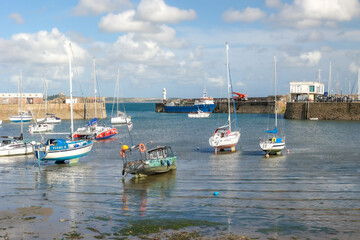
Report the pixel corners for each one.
[110,69,132,125]
[40,114,61,124]
[72,58,118,140]
[33,42,93,164]
[0,120,2,125]
[209,43,240,154]
[72,118,118,140]
[164,88,216,113]
[188,109,210,118]
[37,82,62,124]
[259,56,285,155]
[111,111,131,124]
[0,138,33,156]
[29,122,54,134]
[121,143,177,177]
[0,72,34,156]
[9,111,32,122]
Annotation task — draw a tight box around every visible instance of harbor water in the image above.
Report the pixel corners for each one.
[0,103,360,239]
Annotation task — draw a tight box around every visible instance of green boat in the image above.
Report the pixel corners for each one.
[121,144,177,178]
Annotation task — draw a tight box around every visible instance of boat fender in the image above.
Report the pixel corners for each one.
[161,160,164,166]
[122,169,125,175]
[74,144,79,148]
[272,137,276,143]
[167,160,171,166]
[139,143,146,152]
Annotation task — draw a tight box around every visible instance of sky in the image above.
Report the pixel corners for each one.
[1,0,360,98]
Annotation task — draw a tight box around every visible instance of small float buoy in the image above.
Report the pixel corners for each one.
[213,192,219,196]
[197,147,200,150]
[265,154,270,158]
[287,149,290,154]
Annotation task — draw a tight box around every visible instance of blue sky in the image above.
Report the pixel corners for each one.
[1,0,360,98]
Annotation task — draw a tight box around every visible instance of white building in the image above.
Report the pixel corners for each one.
[290,81,324,101]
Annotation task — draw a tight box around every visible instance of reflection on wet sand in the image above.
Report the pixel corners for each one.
[122,172,176,216]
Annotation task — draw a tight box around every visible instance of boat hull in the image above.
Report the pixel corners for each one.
[209,131,241,150]
[259,141,285,154]
[0,142,33,156]
[125,156,177,176]
[35,141,93,161]
[164,104,216,113]
[9,117,32,122]
[111,117,131,124]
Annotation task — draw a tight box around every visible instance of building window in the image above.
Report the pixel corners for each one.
[309,86,315,92]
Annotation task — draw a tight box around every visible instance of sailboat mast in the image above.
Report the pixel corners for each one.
[20,72,23,137]
[117,69,119,114]
[226,42,231,131]
[274,55,277,129]
[93,58,97,119]
[68,43,74,140]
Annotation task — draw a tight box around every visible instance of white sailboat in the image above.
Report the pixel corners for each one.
[259,56,285,155]
[209,43,240,154]
[37,80,61,124]
[72,58,118,140]
[111,69,131,125]
[34,42,93,163]
[0,72,33,156]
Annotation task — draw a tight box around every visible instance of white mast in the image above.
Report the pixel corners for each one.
[117,69,120,114]
[358,68,360,100]
[226,42,231,131]
[93,57,97,119]
[328,61,332,95]
[68,43,74,140]
[274,55,277,129]
[19,71,23,137]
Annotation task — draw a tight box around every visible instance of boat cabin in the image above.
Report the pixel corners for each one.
[147,146,174,160]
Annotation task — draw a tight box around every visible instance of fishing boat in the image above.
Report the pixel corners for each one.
[121,143,177,177]
[72,58,117,140]
[188,109,210,118]
[34,42,93,164]
[259,56,285,155]
[164,88,216,113]
[1,72,34,156]
[209,43,240,154]
[111,69,132,125]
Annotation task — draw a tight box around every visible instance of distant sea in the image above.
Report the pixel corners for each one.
[0,102,359,239]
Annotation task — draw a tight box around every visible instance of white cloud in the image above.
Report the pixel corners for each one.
[349,62,360,73]
[284,51,322,67]
[296,30,323,42]
[338,30,360,41]
[207,76,225,87]
[73,0,133,16]
[108,33,175,64]
[99,10,155,33]
[222,7,266,22]
[273,0,360,29]
[135,25,189,48]
[8,13,24,24]
[0,28,89,92]
[266,0,282,8]
[136,0,196,23]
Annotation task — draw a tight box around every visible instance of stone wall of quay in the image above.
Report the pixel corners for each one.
[284,102,360,120]
[0,102,106,121]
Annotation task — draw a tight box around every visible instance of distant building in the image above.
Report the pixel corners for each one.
[0,93,43,104]
[290,81,324,101]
